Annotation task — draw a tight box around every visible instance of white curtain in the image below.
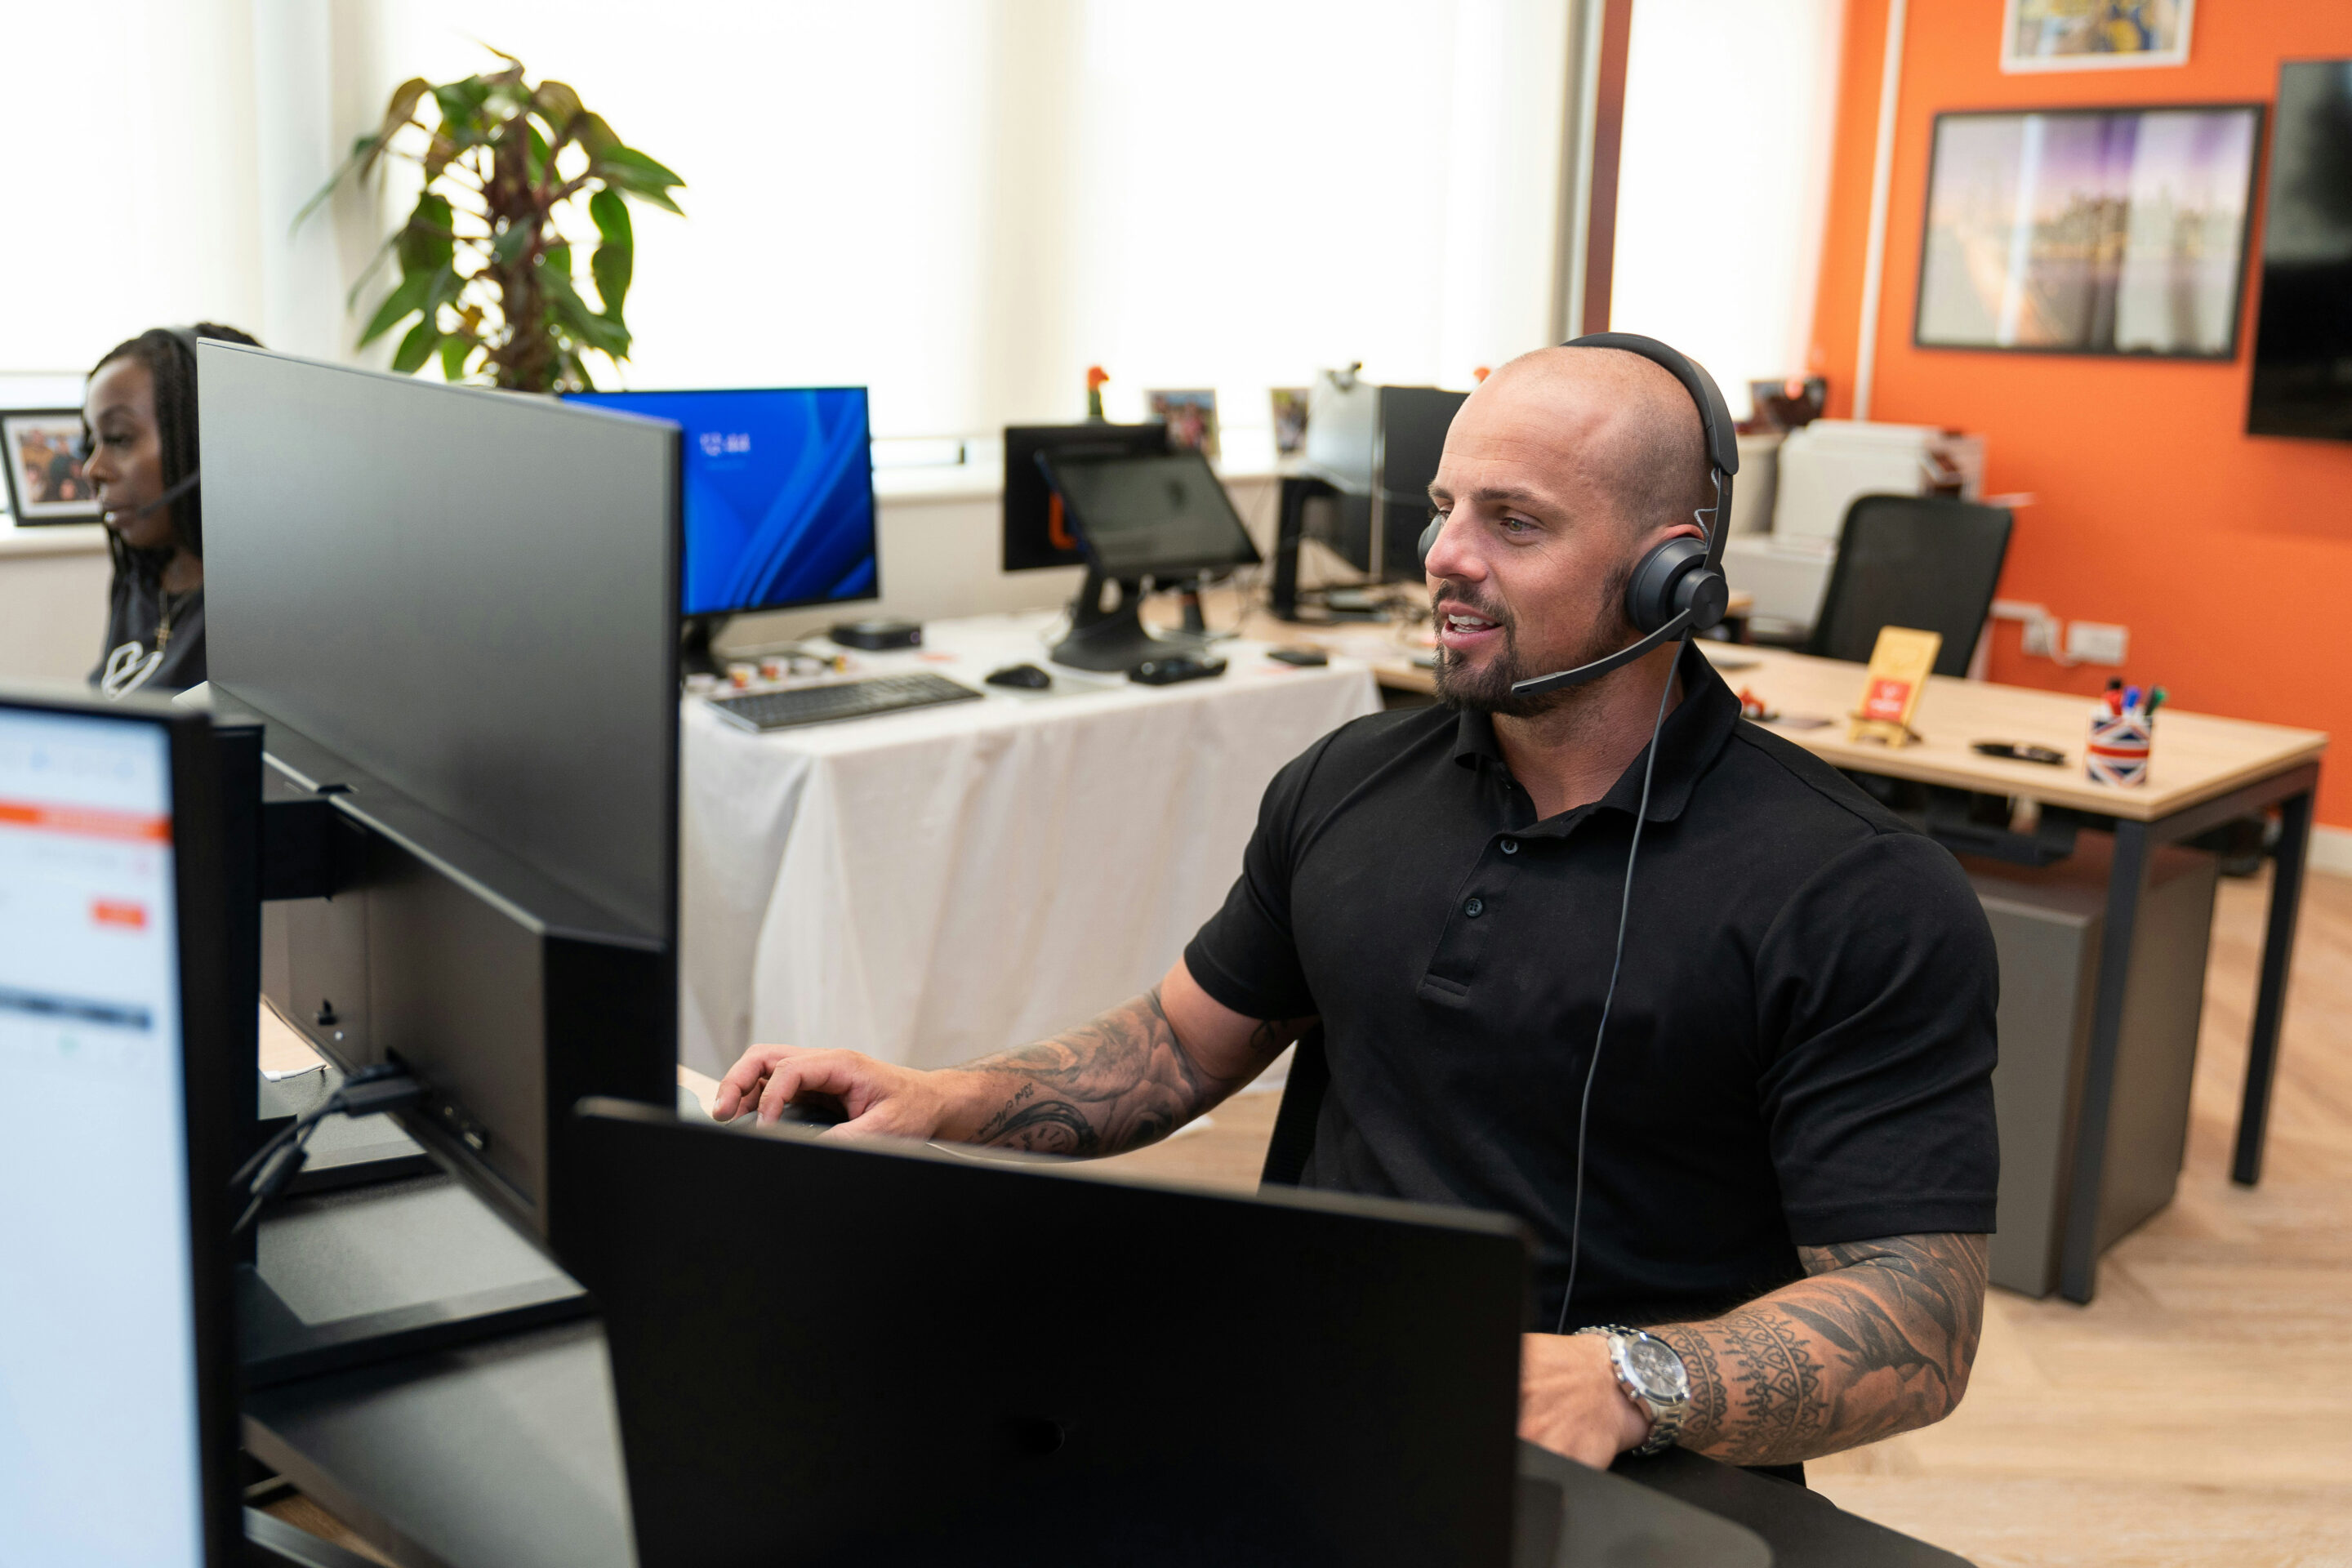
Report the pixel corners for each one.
[1,2,1578,442]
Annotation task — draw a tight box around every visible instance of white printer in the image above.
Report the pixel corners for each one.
[1723,420,1985,638]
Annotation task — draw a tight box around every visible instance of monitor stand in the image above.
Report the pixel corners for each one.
[680,614,729,679]
[1050,568,1190,672]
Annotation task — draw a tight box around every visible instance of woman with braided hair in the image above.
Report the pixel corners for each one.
[80,323,261,697]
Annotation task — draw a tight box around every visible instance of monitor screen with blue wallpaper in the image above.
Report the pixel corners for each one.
[568,387,877,617]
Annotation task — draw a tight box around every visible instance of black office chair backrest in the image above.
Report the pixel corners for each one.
[1804,493,2014,677]
[1259,1025,1330,1190]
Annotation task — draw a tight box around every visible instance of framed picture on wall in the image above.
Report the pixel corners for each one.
[1913,105,2263,359]
[2002,0,2194,73]
[2,409,102,524]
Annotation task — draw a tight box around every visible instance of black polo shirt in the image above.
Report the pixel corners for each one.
[1185,644,1998,1330]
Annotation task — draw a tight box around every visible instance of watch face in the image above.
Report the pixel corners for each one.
[1626,1337,1689,1400]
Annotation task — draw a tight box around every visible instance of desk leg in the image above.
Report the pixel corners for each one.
[2233,788,2313,1187]
[2058,821,2153,1305]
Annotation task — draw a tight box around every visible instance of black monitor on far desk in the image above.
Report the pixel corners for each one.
[1033,448,1262,670]
[1000,421,1169,572]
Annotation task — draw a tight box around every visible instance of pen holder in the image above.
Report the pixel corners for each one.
[2087,710,2152,786]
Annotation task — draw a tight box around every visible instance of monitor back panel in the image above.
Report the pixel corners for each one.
[199,343,679,940]
[575,1104,1528,1568]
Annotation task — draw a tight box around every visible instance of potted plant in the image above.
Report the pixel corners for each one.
[301,51,684,393]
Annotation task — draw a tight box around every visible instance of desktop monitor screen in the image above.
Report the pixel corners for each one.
[2249,61,2352,441]
[568,387,878,616]
[0,693,233,1566]
[1036,450,1263,580]
[1001,422,1169,571]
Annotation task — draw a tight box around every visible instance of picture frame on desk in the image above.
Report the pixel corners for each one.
[1913,102,2261,360]
[2,408,102,524]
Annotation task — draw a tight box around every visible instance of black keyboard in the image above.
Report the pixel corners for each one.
[708,671,984,732]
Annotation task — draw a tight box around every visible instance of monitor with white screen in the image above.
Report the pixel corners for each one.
[0,691,234,1566]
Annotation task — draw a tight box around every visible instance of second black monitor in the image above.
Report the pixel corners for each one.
[1036,449,1262,580]
[1001,422,1169,572]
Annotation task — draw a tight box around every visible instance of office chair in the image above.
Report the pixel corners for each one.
[1804,494,2014,677]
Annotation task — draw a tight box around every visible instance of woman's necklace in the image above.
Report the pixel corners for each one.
[155,585,192,651]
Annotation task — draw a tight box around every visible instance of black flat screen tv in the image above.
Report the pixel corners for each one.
[2247,60,2352,441]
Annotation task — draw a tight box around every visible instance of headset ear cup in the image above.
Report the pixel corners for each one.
[1622,537,1708,633]
[1418,516,1442,568]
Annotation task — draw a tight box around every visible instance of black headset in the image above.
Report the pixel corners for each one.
[82,327,205,523]
[1418,331,1739,696]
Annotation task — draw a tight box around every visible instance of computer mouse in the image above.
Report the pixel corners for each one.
[987,663,1053,689]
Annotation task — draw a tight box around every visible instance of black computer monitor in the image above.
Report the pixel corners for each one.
[1000,421,1169,572]
[567,386,878,672]
[199,342,678,1254]
[572,1100,1529,1567]
[1031,448,1262,670]
[1298,378,1466,580]
[0,687,239,1565]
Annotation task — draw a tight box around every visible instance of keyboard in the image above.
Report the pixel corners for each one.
[708,671,984,732]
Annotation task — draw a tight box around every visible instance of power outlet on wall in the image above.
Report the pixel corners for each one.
[2065,621,2130,666]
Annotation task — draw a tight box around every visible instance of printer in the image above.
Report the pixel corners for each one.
[1722,420,1985,639]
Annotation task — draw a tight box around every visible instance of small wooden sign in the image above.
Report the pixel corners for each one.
[1848,626,1942,746]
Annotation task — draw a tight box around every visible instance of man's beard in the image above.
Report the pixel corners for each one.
[1431,571,1635,718]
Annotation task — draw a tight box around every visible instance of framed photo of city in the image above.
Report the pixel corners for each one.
[1914,105,2262,359]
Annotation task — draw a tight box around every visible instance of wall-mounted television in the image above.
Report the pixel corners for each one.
[2247,61,2352,442]
[1914,104,2264,359]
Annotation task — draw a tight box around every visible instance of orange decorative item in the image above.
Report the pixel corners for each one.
[1085,365,1110,421]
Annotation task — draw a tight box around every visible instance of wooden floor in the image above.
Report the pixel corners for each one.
[271,869,2352,1566]
[1107,869,2352,1567]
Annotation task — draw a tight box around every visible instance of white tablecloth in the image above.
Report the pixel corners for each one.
[679,613,1382,1075]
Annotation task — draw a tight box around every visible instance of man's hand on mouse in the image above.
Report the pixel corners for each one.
[713,1044,977,1140]
[1518,1331,1653,1469]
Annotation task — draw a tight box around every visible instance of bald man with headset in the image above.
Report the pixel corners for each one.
[716,336,2000,1478]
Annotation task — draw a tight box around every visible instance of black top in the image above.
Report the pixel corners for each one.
[91,572,207,698]
[1185,644,1999,1329]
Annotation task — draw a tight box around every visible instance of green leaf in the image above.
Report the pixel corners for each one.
[595,144,684,191]
[433,77,493,133]
[358,270,433,346]
[588,189,633,316]
[397,193,456,274]
[525,122,551,187]
[359,78,431,180]
[543,240,573,276]
[392,318,441,374]
[570,112,619,158]
[533,79,585,136]
[439,334,474,381]
[541,265,630,357]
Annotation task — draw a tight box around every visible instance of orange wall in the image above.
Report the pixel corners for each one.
[1810,2,2352,825]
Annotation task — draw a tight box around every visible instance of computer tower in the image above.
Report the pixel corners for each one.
[1300,376,1467,581]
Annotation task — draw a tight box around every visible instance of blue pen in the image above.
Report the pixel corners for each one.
[2123,684,2141,715]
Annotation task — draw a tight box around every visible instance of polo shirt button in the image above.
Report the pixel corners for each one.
[1464,898,1485,918]
[1499,839,1519,855]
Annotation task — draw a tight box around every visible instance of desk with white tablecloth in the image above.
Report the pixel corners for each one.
[677,612,1381,1076]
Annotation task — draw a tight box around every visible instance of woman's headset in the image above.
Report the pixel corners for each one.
[1418,331,1739,696]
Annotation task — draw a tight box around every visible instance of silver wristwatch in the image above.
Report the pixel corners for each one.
[1574,1325,1690,1456]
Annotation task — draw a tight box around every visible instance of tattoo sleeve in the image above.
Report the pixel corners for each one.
[1649,1232,1989,1467]
[956,989,1306,1158]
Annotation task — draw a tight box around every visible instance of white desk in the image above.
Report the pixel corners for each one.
[678,612,1380,1076]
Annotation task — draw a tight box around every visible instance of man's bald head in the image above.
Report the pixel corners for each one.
[1471,345,1713,536]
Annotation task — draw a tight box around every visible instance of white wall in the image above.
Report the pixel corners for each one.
[1609,0,1845,416]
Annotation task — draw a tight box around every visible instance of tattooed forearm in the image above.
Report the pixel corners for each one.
[1650,1232,1989,1467]
[956,988,1304,1158]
